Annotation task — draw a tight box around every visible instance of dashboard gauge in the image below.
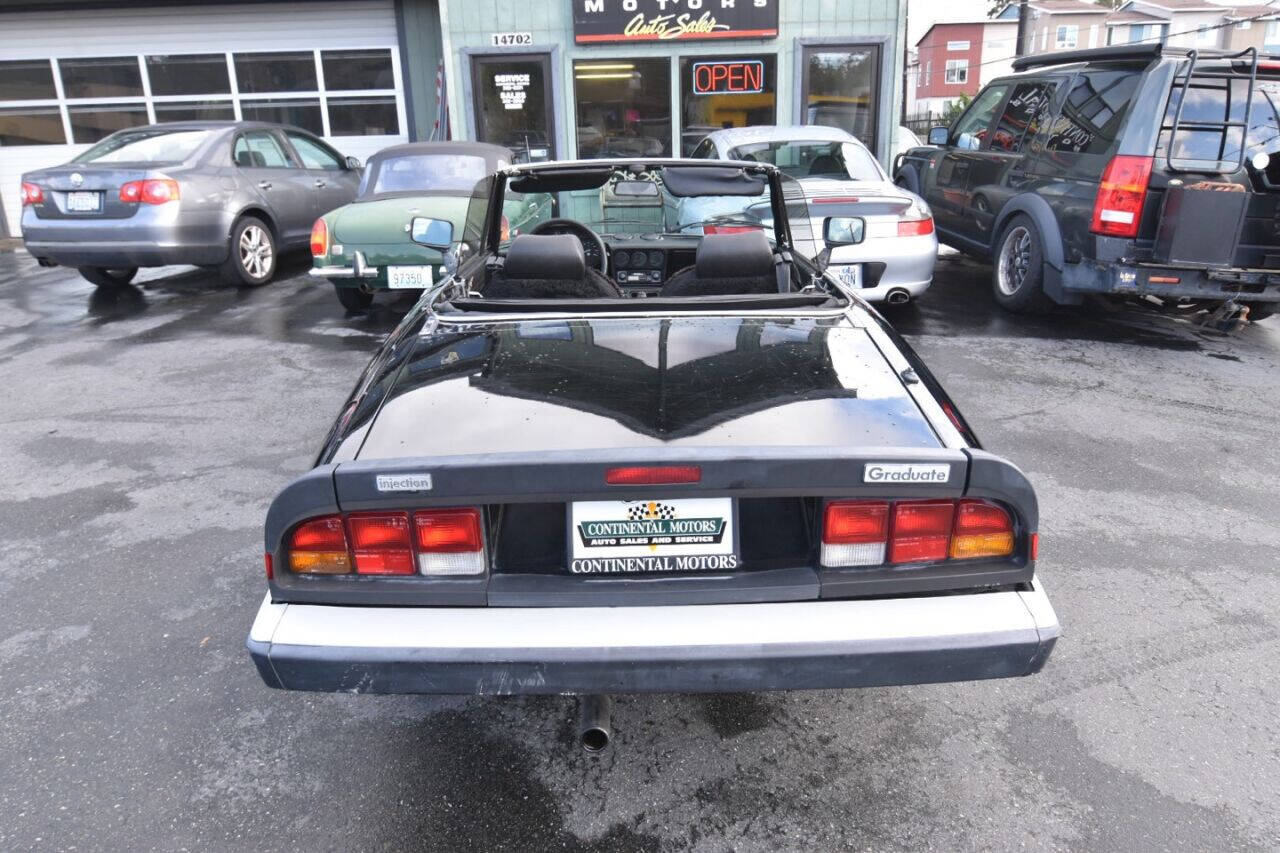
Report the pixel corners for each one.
[648,251,663,267]
[614,251,630,268]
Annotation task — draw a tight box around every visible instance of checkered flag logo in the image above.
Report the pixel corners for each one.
[627,502,676,520]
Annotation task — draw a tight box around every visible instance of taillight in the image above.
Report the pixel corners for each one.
[21,182,45,205]
[1091,155,1152,239]
[414,508,485,575]
[500,214,510,242]
[897,215,934,237]
[348,512,415,575]
[890,500,955,564]
[951,499,1015,560]
[820,498,1020,568]
[119,179,179,204]
[288,515,351,574]
[821,501,889,566]
[605,465,701,485]
[310,218,328,257]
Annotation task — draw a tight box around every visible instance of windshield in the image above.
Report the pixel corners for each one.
[361,154,497,196]
[75,129,213,164]
[726,140,883,181]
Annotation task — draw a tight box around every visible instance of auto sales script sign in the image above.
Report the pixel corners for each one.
[569,498,739,573]
[573,0,778,44]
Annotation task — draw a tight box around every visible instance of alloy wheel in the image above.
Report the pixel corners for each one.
[239,225,274,280]
[997,226,1031,296]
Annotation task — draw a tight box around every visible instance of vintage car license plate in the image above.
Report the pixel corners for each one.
[66,191,101,212]
[387,265,433,290]
[569,497,738,574]
[833,264,862,288]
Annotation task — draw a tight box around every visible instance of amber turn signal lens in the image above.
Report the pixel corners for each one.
[949,500,1015,560]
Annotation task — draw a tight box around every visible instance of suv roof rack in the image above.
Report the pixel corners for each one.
[1012,43,1164,71]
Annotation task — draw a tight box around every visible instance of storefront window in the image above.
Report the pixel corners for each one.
[240,97,323,134]
[145,54,231,97]
[67,103,149,144]
[0,59,57,101]
[0,106,65,145]
[328,96,398,135]
[59,57,144,99]
[573,58,670,158]
[152,100,235,122]
[679,56,776,156]
[234,52,317,93]
[321,49,395,90]
[471,55,554,162]
[801,45,880,152]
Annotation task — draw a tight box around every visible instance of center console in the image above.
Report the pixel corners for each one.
[609,240,697,297]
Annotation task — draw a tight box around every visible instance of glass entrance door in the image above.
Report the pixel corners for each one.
[470,53,555,163]
[800,44,881,154]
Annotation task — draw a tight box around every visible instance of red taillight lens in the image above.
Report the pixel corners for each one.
[605,465,702,485]
[950,499,1015,560]
[414,508,485,575]
[21,182,45,205]
[812,196,862,204]
[264,553,274,580]
[120,179,179,204]
[1090,155,1152,238]
[500,214,510,242]
[703,224,761,234]
[348,512,415,575]
[288,515,351,574]
[310,218,328,257]
[897,216,934,237]
[821,500,890,567]
[889,500,955,564]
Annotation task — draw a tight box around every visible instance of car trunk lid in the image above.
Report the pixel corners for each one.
[331,194,468,248]
[22,164,154,220]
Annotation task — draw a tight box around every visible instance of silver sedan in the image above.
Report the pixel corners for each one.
[685,125,938,304]
[20,121,360,288]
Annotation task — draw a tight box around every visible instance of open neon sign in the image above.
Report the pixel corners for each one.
[691,60,765,95]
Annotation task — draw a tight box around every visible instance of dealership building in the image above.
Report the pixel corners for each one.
[0,0,906,238]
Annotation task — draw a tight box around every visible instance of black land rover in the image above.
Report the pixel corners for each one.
[895,43,1280,318]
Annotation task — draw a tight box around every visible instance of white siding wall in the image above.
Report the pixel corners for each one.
[0,0,404,237]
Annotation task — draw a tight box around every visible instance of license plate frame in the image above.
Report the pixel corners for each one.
[568,497,739,575]
[386,265,433,290]
[833,263,862,288]
[66,191,101,213]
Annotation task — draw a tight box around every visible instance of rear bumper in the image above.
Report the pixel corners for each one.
[820,232,937,302]
[1065,260,1280,303]
[246,580,1059,695]
[21,209,227,267]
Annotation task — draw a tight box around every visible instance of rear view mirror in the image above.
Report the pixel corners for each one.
[345,155,362,170]
[823,216,865,246]
[410,217,453,250]
[927,126,949,146]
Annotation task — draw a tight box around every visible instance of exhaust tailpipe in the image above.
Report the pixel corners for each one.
[886,288,911,305]
[577,694,612,752]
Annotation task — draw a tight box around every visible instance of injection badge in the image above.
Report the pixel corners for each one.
[375,474,433,492]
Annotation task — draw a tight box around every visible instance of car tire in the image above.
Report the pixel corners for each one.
[220,216,276,287]
[1245,302,1275,321]
[992,215,1054,313]
[79,266,138,288]
[334,283,373,313]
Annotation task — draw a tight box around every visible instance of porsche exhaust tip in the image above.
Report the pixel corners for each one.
[886,288,911,305]
[578,694,612,752]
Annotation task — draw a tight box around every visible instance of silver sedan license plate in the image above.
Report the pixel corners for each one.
[569,497,738,574]
[387,265,432,290]
[834,264,862,288]
[66,191,101,212]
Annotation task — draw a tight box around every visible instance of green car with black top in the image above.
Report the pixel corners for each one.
[309,142,552,312]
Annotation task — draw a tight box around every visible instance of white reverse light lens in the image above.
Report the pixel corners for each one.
[820,541,886,568]
[418,551,486,576]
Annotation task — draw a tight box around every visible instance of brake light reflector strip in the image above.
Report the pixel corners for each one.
[821,498,1019,568]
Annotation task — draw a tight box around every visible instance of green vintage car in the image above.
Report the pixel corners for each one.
[309,142,552,312]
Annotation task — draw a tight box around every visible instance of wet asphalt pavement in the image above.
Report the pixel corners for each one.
[1,248,1278,852]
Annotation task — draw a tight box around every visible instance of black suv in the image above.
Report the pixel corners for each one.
[895,43,1280,318]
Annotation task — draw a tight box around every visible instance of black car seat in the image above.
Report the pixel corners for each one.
[660,230,779,297]
[484,234,621,299]
[808,154,842,175]
[235,149,267,168]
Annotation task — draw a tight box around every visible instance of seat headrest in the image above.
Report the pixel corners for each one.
[695,230,774,279]
[504,234,586,281]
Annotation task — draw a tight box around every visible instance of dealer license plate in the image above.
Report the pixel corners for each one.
[387,265,432,290]
[66,191,101,212]
[569,497,738,575]
[833,264,862,288]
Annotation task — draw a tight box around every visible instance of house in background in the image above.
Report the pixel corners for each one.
[910,19,1018,119]
[996,0,1110,54]
[1222,5,1280,51]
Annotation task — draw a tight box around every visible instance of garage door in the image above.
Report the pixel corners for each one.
[0,0,407,238]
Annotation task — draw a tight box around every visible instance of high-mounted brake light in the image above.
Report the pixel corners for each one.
[950,499,1015,560]
[414,508,485,575]
[20,182,44,205]
[1091,155,1152,239]
[288,515,351,574]
[348,512,415,575]
[310,218,328,257]
[605,465,702,485]
[821,501,889,566]
[119,179,179,205]
[812,196,862,204]
[890,500,955,564]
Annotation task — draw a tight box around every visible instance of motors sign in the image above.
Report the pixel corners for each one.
[573,0,778,44]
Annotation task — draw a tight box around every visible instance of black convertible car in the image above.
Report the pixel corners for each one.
[248,159,1059,748]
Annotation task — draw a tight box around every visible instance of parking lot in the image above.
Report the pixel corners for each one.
[1,247,1277,851]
